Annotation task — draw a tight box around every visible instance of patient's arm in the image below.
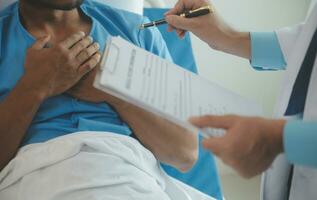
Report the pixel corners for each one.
[113,102,199,172]
[68,69,199,172]
[0,79,46,171]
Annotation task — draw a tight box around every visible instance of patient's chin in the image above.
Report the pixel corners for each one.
[26,0,84,10]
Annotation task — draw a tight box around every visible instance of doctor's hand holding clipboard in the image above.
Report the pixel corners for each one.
[163,0,317,186]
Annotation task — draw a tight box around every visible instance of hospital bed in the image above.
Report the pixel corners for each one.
[0,0,223,199]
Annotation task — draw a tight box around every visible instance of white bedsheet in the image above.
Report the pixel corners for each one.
[0,132,215,200]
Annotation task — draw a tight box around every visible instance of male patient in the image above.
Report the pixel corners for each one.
[0,0,200,199]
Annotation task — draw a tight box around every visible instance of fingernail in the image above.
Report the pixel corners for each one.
[95,43,100,49]
[87,36,93,42]
[79,31,85,37]
[96,53,101,61]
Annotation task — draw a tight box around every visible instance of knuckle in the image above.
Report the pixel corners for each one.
[78,42,86,50]
[83,48,93,59]
[78,52,89,63]
[74,32,82,38]
[67,35,80,45]
[89,58,97,67]
[82,39,90,47]
[77,54,85,63]
[88,48,96,56]
[85,49,92,57]
[76,37,91,49]
[93,43,100,50]
[87,49,95,57]
[71,34,79,41]
[66,38,74,46]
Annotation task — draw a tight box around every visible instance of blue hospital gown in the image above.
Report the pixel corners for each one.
[0,0,172,146]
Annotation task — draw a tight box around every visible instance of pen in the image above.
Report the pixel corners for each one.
[139,5,213,30]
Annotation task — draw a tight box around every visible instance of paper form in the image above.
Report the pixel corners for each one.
[94,37,263,137]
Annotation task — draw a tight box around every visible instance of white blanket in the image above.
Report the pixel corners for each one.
[0,132,215,200]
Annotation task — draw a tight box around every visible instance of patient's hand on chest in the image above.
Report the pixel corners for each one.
[66,67,107,103]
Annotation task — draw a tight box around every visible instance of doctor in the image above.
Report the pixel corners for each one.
[166,0,317,199]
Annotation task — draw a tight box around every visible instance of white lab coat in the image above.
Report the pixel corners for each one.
[261,3,317,200]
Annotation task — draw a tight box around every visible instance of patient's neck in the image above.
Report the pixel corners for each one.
[19,0,91,43]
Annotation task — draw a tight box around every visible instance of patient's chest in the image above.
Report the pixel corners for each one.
[0,15,134,145]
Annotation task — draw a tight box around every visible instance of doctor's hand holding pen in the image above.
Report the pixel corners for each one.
[165,0,251,59]
[165,0,287,178]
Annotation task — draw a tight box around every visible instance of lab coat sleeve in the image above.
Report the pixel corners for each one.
[275,23,305,65]
[284,121,317,167]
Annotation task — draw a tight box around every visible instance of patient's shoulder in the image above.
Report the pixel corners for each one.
[83,0,146,30]
[0,2,18,41]
[0,2,17,20]
[82,0,149,43]
[82,0,171,60]
[0,3,18,61]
